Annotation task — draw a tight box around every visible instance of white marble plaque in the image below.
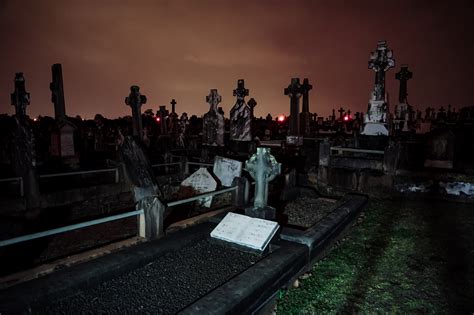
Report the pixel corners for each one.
[213,156,242,187]
[181,167,217,207]
[211,212,279,251]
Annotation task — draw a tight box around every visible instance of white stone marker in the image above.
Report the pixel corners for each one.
[213,156,243,187]
[211,212,279,252]
[180,167,217,207]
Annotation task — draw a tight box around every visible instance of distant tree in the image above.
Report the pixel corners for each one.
[144,108,154,117]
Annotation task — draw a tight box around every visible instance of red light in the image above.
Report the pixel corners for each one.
[155,117,161,122]
[344,115,349,121]
[278,115,285,122]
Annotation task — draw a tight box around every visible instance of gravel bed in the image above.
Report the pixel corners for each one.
[284,197,342,228]
[37,238,262,314]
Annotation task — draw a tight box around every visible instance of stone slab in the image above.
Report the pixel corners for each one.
[213,156,242,187]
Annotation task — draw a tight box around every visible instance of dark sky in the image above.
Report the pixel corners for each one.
[1,0,473,119]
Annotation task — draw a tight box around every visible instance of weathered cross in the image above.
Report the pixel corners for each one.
[206,89,222,112]
[301,78,313,113]
[245,147,281,209]
[125,85,147,138]
[368,40,395,101]
[284,78,303,136]
[395,64,413,104]
[170,99,177,114]
[338,107,345,119]
[10,72,30,118]
[233,79,249,101]
[158,105,169,134]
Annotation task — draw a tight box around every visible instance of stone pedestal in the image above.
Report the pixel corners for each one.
[245,205,276,220]
[361,100,390,136]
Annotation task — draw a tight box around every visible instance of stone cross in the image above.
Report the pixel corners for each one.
[203,89,224,146]
[170,99,177,114]
[395,64,413,104]
[125,85,147,139]
[233,79,249,100]
[245,147,281,209]
[368,40,395,101]
[331,109,336,121]
[50,63,66,120]
[10,72,30,118]
[301,78,312,113]
[284,78,303,136]
[206,89,222,112]
[338,107,345,119]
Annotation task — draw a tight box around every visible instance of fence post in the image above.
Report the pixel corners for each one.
[231,177,249,209]
[114,168,119,183]
[138,196,166,240]
[19,177,24,197]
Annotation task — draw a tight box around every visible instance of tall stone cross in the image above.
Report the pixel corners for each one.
[170,99,177,114]
[338,107,345,119]
[125,85,147,139]
[206,89,221,112]
[233,79,249,101]
[10,72,30,118]
[245,147,281,209]
[50,63,66,120]
[284,78,303,136]
[368,40,395,101]
[301,78,312,113]
[395,64,413,104]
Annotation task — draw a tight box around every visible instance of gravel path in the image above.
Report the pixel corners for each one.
[284,197,341,228]
[38,238,262,314]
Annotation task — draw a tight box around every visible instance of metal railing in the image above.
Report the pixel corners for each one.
[330,146,385,155]
[0,177,24,196]
[0,209,143,248]
[40,168,120,184]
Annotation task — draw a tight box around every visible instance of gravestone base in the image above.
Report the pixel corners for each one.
[61,155,80,169]
[245,206,276,220]
[361,122,389,136]
[286,136,303,146]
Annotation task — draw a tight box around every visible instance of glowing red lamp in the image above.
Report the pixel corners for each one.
[278,115,285,122]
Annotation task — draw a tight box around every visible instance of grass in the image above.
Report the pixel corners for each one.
[277,198,474,314]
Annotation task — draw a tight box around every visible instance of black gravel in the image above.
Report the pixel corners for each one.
[284,197,342,228]
[36,238,262,314]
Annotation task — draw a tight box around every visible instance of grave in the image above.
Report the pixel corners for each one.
[300,78,313,136]
[393,64,414,132]
[125,85,147,141]
[230,79,252,141]
[361,40,395,136]
[202,89,225,147]
[244,147,281,220]
[424,128,455,169]
[212,156,243,187]
[284,78,304,145]
[180,167,218,208]
[210,212,279,252]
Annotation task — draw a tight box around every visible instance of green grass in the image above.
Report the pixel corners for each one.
[277,198,474,314]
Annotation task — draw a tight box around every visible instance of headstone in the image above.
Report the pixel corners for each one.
[230,79,252,141]
[50,63,66,120]
[177,112,189,148]
[50,120,76,157]
[394,65,413,132]
[284,78,303,138]
[10,73,40,214]
[10,72,30,118]
[180,167,218,207]
[213,156,243,187]
[125,85,147,140]
[424,129,455,169]
[210,212,279,252]
[168,99,179,134]
[362,40,395,136]
[158,105,169,135]
[300,78,313,136]
[244,147,281,220]
[202,89,224,146]
[248,98,257,119]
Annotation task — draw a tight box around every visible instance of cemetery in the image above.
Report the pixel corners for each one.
[1,14,473,312]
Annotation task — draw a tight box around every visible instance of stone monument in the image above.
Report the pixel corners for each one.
[361,40,395,136]
[157,105,169,135]
[10,72,30,118]
[394,64,413,132]
[10,73,40,215]
[202,89,224,146]
[230,79,252,141]
[244,147,281,220]
[284,78,304,145]
[50,63,66,120]
[168,99,179,135]
[300,78,313,136]
[125,85,147,140]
